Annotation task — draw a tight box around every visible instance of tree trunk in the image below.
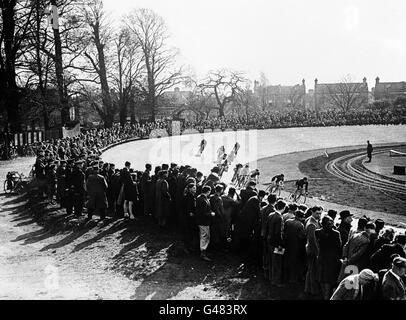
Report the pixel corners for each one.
[93,22,114,128]
[1,0,21,132]
[219,102,225,117]
[35,0,49,130]
[50,0,69,127]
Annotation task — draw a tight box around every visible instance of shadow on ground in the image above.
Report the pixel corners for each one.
[4,183,308,300]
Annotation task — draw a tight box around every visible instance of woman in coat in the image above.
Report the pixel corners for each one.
[315,216,342,299]
[127,173,139,219]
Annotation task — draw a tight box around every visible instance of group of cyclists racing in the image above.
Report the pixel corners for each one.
[266,174,309,202]
[196,138,308,201]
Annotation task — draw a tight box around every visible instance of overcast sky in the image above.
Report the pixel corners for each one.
[102,0,406,88]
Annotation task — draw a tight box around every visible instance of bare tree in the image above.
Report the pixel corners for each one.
[199,69,248,117]
[112,26,143,125]
[32,0,88,127]
[235,83,256,119]
[0,0,36,132]
[69,0,116,127]
[125,8,184,121]
[179,82,213,120]
[257,72,269,111]
[286,84,305,109]
[326,75,368,113]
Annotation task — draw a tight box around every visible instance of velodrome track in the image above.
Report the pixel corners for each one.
[325,147,406,203]
[102,124,406,185]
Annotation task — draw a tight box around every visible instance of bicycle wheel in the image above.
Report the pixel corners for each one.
[4,180,14,194]
[296,193,307,204]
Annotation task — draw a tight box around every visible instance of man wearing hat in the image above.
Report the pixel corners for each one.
[209,184,226,250]
[56,160,67,205]
[240,181,258,207]
[86,166,108,222]
[46,162,57,203]
[175,167,190,218]
[283,209,306,284]
[203,167,221,195]
[337,210,353,248]
[339,222,376,283]
[370,234,406,272]
[34,155,47,198]
[331,269,378,300]
[65,159,86,217]
[195,185,214,261]
[381,256,406,300]
[155,170,171,227]
[167,167,179,225]
[140,164,152,216]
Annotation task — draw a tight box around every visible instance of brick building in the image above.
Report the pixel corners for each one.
[314,78,369,111]
[372,77,406,101]
[254,79,306,110]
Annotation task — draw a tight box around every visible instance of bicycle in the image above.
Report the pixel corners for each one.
[3,171,22,194]
[235,174,249,189]
[266,181,284,197]
[289,188,308,204]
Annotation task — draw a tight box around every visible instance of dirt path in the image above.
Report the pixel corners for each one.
[0,159,247,300]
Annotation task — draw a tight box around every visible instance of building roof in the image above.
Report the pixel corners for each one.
[315,82,368,94]
[264,84,305,95]
[375,81,406,95]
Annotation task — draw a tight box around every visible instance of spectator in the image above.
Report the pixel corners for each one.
[267,200,287,287]
[337,210,353,248]
[196,186,214,261]
[315,216,342,299]
[331,269,378,300]
[304,206,322,297]
[381,257,406,300]
[86,166,108,222]
[283,210,306,284]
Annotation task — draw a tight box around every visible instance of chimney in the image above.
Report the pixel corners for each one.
[302,79,305,86]
[363,77,367,84]
[314,78,318,85]
[375,77,380,85]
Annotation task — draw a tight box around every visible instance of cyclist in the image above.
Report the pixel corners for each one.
[237,164,250,188]
[247,169,260,186]
[231,163,243,185]
[197,139,207,156]
[293,177,309,200]
[269,173,285,194]
[219,159,229,178]
[216,145,225,163]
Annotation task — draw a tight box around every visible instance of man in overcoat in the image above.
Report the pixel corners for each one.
[86,166,108,221]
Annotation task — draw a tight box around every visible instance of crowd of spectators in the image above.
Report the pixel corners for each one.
[28,120,406,300]
[183,108,406,131]
[5,104,406,300]
[4,106,406,160]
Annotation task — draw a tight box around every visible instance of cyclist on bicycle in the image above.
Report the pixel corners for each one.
[269,173,284,193]
[294,177,309,198]
[197,139,207,156]
[247,169,260,186]
[231,163,243,185]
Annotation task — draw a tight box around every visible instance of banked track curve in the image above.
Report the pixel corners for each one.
[325,146,406,203]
